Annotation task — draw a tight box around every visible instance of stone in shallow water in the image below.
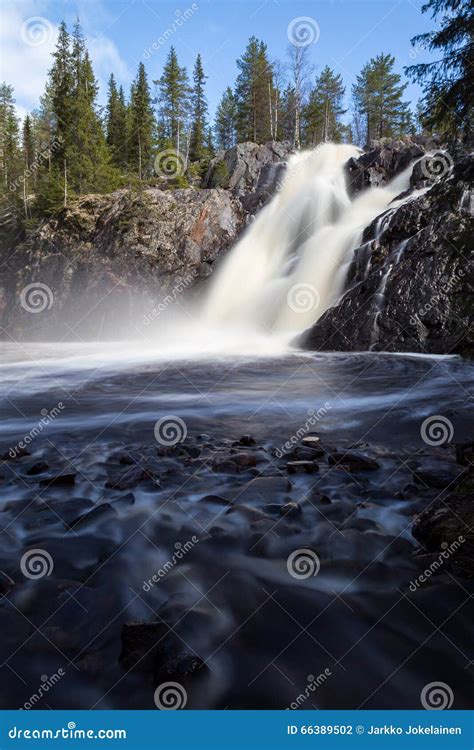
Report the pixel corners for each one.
[281,501,301,517]
[301,435,321,447]
[0,571,15,594]
[286,460,319,474]
[68,503,116,529]
[105,465,157,490]
[40,472,77,487]
[199,494,232,505]
[328,451,380,471]
[26,461,49,475]
[238,435,256,446]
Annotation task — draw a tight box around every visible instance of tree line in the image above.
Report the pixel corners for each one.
[0,0,471,225]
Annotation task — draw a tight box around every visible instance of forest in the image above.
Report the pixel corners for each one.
[0,0,471,223]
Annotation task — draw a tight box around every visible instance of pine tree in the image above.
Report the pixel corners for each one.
[129,62,155,180]
[189,54,209,162]
[0,83,21,189]
[234,37,273,143]
[67,20,117,195]
[106,75,128,169]
[0,82,22,225]
[48,21,74,169]
[154,47,190,155]
[214,87,238,150]
[303,66,346,146]
[405,0,473,142]
[352,53,410,145]
[279,85,297,142]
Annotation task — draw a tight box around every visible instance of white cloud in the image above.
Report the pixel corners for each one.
[0,0,131,116]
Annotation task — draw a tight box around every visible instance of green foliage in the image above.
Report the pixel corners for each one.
[214,87,238,150]
[106,75,128,170]
[189,54,209,162]
[303,66,346,146]
[235,36,274,143]
[352,53,410,145]
[129,62,155,180]
[154,47,190,155]
[211,159,229,188]
[405,0,473,142]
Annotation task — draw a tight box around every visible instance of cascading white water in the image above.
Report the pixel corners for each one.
[201,143,416,338]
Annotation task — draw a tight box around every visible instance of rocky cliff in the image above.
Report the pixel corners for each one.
[300,145,474,357]
[0,187,247,339]
[1,138,472,352]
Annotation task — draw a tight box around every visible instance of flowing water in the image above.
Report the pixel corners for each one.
[1,145,473,710]
[202,144,417,338]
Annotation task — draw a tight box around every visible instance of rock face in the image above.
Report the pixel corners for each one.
[0,187,246,339]
[203,140,292,213]
[344,137,428,194]
[301,151,474,357]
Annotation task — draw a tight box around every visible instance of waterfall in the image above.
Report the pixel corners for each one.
[201,143,415,338]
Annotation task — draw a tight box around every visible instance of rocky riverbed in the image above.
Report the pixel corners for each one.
[0,345,472,709]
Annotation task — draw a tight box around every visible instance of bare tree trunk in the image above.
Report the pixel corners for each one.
[63,159,68,207]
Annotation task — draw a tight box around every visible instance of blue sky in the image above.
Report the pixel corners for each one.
[2,0,438,122]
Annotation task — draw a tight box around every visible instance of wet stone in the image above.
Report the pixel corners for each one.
[40,472,76,487]
[68,503,116,530]
[281,501,301,517]
[328,451,380,471]
[238,435,256,446]
[26,461,49,476]
[287,460,319,474]
[0,571,15,595]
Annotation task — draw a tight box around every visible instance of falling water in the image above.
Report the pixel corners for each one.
[202,143,417,338]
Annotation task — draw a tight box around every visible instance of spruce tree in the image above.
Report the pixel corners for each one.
[0,82,22,224]
[106,74,128,169]
[214,87,238,150]
[67,20,117,194]
[234,37,273,143]
[0,83,21,189]
[352,54,410,145]
[405,0,473,142]
[303,66,346,146]
[154,47,190,155]
[189,54,209,162]
[129,62,155,180]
